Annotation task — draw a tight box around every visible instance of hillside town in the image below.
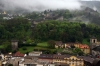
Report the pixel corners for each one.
[0,37,100,66]
[0,2,100,66]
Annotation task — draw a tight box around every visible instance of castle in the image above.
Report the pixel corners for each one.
[90,37,100,49]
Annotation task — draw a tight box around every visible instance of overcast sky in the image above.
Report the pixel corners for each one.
[0,0,83,12]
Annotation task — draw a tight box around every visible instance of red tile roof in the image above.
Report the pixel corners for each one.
[13,51,24,57]
[79,44,90,49]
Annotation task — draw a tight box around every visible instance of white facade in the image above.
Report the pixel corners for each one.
[28,51,42,56]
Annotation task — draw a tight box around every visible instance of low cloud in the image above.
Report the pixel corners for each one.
[0,0,82,12]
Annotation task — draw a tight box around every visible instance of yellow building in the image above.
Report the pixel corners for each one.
[64,43,90,54]
[53,55,84,66]
[79,44,90,54]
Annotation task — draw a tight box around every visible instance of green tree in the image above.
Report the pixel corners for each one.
[73,48,84,56]
[47,40,55,49]
[2,41,12,52]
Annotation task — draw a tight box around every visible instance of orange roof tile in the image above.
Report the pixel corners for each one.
[79,44,90,49]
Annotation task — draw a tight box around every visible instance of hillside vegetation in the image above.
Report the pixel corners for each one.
[33,20,100,42]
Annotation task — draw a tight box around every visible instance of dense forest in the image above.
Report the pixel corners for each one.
[0,18,32,43]
[33,20,100,43]
[0,18,100,44]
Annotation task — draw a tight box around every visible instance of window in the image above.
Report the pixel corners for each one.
[94,39,95,43]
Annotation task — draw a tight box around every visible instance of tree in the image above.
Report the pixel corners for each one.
[2,41,12,53]
[47,40,55,49]
[73,48,84,56]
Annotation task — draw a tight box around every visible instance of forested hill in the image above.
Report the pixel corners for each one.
[33,20,100,43]
[0,18,32,43]
[0,18,100,43]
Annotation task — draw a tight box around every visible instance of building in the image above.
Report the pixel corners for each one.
[90,37,100,56]
[90,37,100,49]
[38,54,53,64]
[65,43,90,54]
[38,54,84,66]
[79,44,90,54]
[11,40,18,50]
[19,59,37,66]
[83,56,94,66]
[12,51,25,58]
[55,41,64,48]
[53,54,67,63]
[28,51,42,56]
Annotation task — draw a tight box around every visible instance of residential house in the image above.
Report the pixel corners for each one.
[79,44,90,54]
[9,58,23,66]
[65,43,74,48]
[28,51,42,56]
[55,41,64,48]
[65,43,90,54]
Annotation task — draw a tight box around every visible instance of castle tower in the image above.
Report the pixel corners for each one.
[11,40,18,50]
[90,36,98,55]
[90,37,97,44]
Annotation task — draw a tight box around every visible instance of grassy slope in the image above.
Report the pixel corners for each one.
[82,39,90,45]
[19,42,49,53]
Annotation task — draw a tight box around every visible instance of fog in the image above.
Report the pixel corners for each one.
[0,0,82,12]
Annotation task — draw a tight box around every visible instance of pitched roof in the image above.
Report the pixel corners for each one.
[13,51,24,57]
[79,44,90,49]
[39,54,53,59]
[53,54,67,59]
[82,56,94,63]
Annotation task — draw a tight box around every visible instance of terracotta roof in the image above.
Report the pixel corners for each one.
[13,51,24,57]
[79,44,90,49]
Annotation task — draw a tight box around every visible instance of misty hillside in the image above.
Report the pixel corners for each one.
[80,1,100,12]
[25,7,100,25]
[0,0,100,25]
